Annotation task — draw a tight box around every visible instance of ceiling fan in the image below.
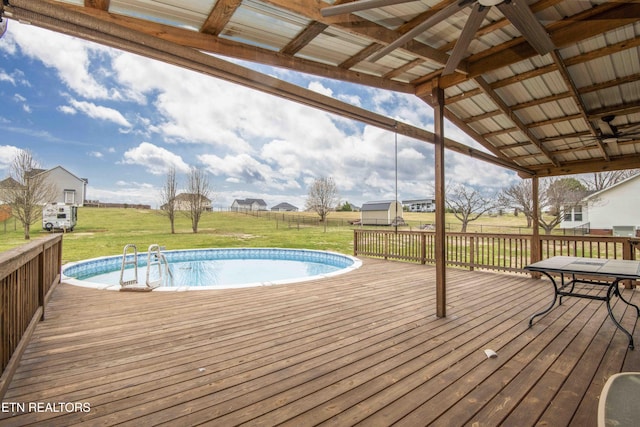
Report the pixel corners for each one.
[321,0,555,75]
[595,116,640,143]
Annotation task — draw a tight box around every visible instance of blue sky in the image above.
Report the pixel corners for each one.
[0,21,518,209]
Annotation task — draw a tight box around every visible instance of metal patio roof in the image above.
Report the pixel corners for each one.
[2,0,639,178]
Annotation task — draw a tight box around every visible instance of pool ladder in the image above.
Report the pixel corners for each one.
[119,244,173,291]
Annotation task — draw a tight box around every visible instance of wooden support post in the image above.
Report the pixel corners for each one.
[530,176,542,279]
[433,85,446,318]
[531,176,540,264]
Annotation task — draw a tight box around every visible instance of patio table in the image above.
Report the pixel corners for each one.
[525,256,640,349]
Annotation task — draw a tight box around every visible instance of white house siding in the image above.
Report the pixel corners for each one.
[588,177,640,231]
[562,174,640,235]
[42,166,87,206]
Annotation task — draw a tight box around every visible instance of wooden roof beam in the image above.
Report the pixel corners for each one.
[474,76,559,167]
[84,0,109,10]
[527,155,640,178]
[550,49,609,161]
[383,58,424,80]
[201,0,242,36]
[281,21,328,55]
[589,104,640,121]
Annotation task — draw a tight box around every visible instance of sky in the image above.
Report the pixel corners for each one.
[0,20,519,210]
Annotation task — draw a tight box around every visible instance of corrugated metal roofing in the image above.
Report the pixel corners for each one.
[3,0,639,177]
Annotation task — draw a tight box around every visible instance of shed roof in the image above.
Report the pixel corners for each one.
[362,200,400,211]
[3,0,639,177]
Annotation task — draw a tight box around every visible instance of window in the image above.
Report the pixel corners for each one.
[574,206,583,222]
[64,190,76,204]
[563,205,583,222]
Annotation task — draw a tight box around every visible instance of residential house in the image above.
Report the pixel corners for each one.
[271,202,298,212]
[37,166,88,206]
[402,197,436,212]
[1,166,88,207]
[561,173,640,236]
[169,193,213,211]
[231,198,267,211]
[361,200,404,226]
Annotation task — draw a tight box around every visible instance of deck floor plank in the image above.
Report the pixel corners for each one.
[1,258,639,426]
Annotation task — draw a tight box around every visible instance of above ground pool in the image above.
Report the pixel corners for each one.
[62,248,362,291]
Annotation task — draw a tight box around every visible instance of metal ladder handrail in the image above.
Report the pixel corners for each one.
[146,244,164,288]
[157,252,174,287]
[119,244,139,286]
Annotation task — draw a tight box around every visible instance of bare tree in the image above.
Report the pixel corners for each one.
[501,177,587,234]
[580,170,640,191]
[1,150,57,239]
[538,177,587,234]
[159,167,178,234]
[446,184,498,232]
[305,177,339,226]
[499,180,534,227]
[184,167,212,233]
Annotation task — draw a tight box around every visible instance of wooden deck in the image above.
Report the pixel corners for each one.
[1,258,640,426]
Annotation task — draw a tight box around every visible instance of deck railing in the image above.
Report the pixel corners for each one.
[354,229,639,272]
[0,234,62,397]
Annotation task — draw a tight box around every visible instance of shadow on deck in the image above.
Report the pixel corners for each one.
[1,258,639,426]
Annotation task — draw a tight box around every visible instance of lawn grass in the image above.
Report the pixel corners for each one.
[0,207,535,263]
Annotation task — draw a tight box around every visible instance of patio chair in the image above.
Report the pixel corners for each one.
[598,372,640,426]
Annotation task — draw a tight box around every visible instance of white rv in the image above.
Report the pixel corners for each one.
[42,203,78,231]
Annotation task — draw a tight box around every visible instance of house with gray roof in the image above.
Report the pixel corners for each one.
[271,202,298,212]
[231,198,268,211]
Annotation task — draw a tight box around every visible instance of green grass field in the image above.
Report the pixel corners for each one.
[0,207,535,263]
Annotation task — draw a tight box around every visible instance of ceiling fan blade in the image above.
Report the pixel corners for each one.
[496,0,555,56]
[369,0,471,62]
[599,120,617,137]
[442,3,490,76]
[320,0,415,18]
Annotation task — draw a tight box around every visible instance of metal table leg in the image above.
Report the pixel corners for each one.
[529,271,558,328]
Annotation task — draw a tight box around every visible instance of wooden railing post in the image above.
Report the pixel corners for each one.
[38,246,46,321]
[384,232,389,260]
[353,230,358,256]
[421,232,427,264]
[469,235,475,272]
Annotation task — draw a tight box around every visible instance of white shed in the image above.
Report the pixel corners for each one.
[360,200,404,226]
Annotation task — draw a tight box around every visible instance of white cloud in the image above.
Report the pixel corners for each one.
[199,152,300,191]
[121,142,191,175]
[57,105,76,115]
[67,99,131,127]
[0,145,22,170]
[308,81,333,97]
[2,23,116,100]
[0,70,15,85]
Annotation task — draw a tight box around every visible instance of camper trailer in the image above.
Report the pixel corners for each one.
[42,203,78,231]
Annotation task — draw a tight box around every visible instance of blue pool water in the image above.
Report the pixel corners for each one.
[62,248,361,291]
